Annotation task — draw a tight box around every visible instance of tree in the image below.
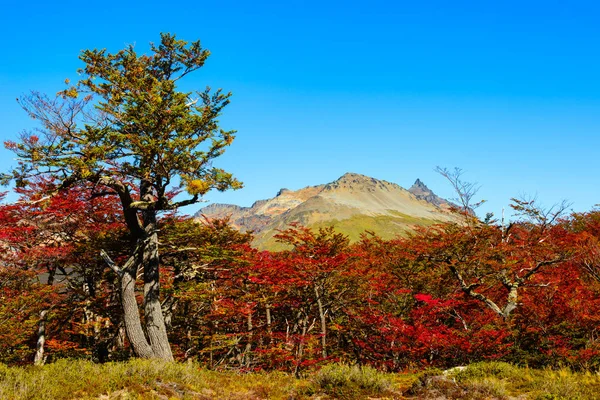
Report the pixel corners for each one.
[274,225,351,372]
[159,216,256,364]
[0,194,53,364]
[433,168,572,320]
[11,180,127,364]
[2,33,241,360]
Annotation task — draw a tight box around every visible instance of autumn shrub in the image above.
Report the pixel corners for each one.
[310,363,392,399]
[0,267,57,365]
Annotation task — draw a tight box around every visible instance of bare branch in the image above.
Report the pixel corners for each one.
[435,166,484,220]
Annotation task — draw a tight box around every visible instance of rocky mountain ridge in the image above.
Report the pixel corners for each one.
[408,178,453,208]
[195,173,457,249]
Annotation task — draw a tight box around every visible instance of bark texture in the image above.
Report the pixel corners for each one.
[142,230,173,360]
[121,266,155,358]
[140,180,174,361]
[33,309,48,366]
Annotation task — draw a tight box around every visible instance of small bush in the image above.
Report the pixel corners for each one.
[311,363,392,399]
[453,362,527,382]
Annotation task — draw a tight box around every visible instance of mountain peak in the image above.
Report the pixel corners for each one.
[409,179,452,208]
[412,178,428,189]
[326,172,384,192]
[409,179,433,194]
[336,172,371,182]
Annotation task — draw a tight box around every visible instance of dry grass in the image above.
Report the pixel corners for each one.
[0,359,295,399]
[408,362,600,399]
[2,360,600,399]
[0,359,400,399]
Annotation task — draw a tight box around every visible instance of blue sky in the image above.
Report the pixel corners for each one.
[1,1,599,218]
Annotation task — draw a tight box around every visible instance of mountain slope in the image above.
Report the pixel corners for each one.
[195,173,457,250]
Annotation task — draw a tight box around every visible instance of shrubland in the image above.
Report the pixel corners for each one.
[2,189,600,373]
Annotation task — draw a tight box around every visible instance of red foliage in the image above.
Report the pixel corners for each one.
[2,188,600,371]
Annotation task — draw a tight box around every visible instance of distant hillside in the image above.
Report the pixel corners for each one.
[195,173,458,250]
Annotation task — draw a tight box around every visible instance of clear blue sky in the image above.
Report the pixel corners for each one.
[1,0,599,218]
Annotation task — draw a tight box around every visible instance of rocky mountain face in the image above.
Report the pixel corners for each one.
[194,173,458,250]
[408,179,454,209]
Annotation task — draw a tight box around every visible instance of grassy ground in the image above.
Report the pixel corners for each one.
[409,362,600,400]
[1,360,600,399]
[0,360,403,400]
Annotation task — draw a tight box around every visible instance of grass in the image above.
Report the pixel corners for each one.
[308,363,395,399]
[0,359,291,400]
[409,362,600,400]
[0,359,401,399]
[2,360,600,399]
[257,212,440,250]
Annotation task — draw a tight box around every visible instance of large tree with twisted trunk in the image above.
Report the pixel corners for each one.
[2,33,241,360]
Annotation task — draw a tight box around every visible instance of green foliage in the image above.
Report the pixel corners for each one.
[3,32,240,211]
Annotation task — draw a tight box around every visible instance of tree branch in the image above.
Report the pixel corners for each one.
[94,175,144,237]
[167,195,199,210]
[100,249,123,277]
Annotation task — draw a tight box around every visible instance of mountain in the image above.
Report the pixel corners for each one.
[408,178,454,208]
[194,173,458,250]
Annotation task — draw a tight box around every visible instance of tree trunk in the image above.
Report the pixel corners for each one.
[502,284,519,318]
[121,266,155,358]
[33,309,48,366]
[265,304,272,345]
[450,265,515,320]
[294,314,308,377]
[314,284,327,358]
[101,179,173,361]
[244,309,253,367]
[114,324,126,352]
[139,179,173,361]
[162,296,177,330]
[35,268,55,365]
[142,227,174,361]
